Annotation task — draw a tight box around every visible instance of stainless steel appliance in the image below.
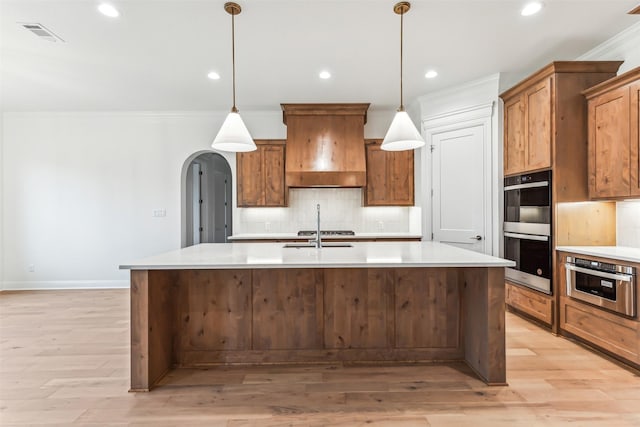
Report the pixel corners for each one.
[565,256,636,318]
[503,170,552,294]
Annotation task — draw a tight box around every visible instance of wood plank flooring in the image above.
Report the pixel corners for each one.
[1,289,639,426]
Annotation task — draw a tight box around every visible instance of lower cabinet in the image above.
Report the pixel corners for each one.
[557,252,640,369]
[505,282,553,327]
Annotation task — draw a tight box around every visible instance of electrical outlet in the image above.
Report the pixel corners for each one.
[153,209,166,217]
[28,264,35,272]
[377,220,384,231]
[265,222,271,231]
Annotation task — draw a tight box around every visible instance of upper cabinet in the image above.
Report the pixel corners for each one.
[584,67,640,200]
[237,140,287,207]
[503,77,552,175]
[364,139,414,206]
[500,61,622,202]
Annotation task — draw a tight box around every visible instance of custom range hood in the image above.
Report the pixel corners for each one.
[282,103,369,187]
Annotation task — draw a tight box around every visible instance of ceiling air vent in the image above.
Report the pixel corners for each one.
[19,23,65,42]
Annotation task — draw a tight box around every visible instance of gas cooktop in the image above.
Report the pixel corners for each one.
[297,230,355,237]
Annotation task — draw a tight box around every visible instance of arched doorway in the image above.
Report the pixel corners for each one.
[182,152,232,247]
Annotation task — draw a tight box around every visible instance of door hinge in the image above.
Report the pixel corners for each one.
[430,145,435,152]
[199,227,203,232]
[431,189,434,197]
[431,233,434,239]
[199,199,203,204]
[199,171,203,176]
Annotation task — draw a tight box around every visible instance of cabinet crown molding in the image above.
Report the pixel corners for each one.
[583,66,640,99]
[499,61,624,100]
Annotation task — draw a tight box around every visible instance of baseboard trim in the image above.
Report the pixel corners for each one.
[1,280,130,291]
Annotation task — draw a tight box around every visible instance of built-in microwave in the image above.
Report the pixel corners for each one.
[503,170,552,294]
[565,256,636,318]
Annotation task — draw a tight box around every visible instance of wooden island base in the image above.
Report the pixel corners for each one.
[130,266,505,391]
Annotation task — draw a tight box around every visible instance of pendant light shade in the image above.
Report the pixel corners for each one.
[382,110,424,151]
[381,2,425,151]
[211,2,256,152]
[212,111,255,152]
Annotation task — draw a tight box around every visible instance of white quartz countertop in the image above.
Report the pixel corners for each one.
[228,233,423,240]
[120,241,515,270]
[556,246,640,264]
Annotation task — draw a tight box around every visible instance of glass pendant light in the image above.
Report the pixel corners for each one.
[381,2,425,151]
[212,2,256,152]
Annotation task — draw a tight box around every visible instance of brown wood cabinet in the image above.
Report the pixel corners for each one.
[236,140,287,207]
[557,251,640,370]
[364,139,414,206]
[502,77,552,175]
[584,67,640,199]
[500,61,623,330]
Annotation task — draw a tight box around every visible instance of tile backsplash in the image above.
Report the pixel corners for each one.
[617,201,640,249]
[235,188,421,235]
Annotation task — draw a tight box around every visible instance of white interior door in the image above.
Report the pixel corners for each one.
[431,124,487,253]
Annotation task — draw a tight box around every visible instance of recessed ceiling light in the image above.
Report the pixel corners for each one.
[521,2,543,16]
[98,3,120,18]
[207,71,221,80]
[319,70,331,79]
[425,70,438,79]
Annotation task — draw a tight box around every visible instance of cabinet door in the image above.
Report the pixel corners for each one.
[237,148,264,207]
[631,82,640,197]
[388,149,414,206]
[364,140,414,206]
[365,142,389,205]
[525,78,552,171]
[588,86,631,198]
[263,144,286,206]
[503,95,526,175]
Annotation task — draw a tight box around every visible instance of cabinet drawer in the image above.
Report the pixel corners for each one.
[560,297,639,364]
[505,282,553,326]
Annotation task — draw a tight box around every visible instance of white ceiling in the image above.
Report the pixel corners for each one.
[1,0,639,112]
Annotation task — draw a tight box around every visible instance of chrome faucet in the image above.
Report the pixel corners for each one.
[309,204,322,248]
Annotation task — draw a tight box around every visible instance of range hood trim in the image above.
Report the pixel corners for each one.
[281,103,369,125]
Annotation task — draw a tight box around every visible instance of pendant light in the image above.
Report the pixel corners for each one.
[381,2,425,151]
[211,2,256,152]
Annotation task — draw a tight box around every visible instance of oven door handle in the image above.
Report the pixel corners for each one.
[504,181,549,191]
[504,232,548,242]
[565,263,633,282]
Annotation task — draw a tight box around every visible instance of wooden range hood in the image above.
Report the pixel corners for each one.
[282,103,369,187]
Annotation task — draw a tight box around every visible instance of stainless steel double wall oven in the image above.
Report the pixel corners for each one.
[504,170,552,294]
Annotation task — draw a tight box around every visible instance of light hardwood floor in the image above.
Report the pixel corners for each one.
[1,289,639,426]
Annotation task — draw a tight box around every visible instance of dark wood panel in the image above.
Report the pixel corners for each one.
[463,267,506,385]
[130,270,176,391]
[364,141,388,205]
[236,147,264,206]
[631,81,640,197]
[252,269,324,350]
[263,144,286,206]
[505,281,553,326]
[525,77,552,171]
[503,95,525,176]
[395,268,461,349]
[588,85,631,198]
[389,148,414,205]
[179,347,462,365]
[323,269,394,349]
[176,270,252,357]
[561,297,639,364]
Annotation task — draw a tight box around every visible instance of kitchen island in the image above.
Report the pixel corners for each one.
[120,241,514,391]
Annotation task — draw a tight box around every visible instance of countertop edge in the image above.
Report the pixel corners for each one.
[556,246,640,264]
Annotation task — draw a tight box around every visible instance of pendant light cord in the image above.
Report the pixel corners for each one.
[399,10,404,112]
[231,11,238,113]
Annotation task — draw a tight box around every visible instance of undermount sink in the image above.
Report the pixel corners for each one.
[283,243,353,248]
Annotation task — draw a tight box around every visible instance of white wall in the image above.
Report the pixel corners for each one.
[0,108,396,290]
[617,201,640,249]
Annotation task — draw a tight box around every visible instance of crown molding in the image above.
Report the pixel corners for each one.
[577,21,640,61]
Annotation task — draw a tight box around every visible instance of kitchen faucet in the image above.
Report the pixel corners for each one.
[309,204,322,248]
